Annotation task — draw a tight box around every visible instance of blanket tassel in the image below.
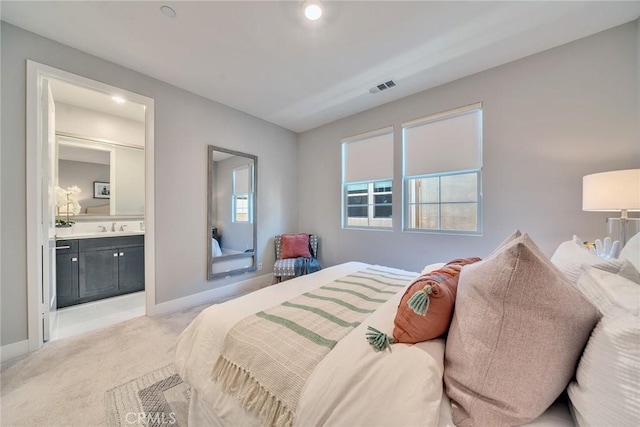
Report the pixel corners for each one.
[366,326,393,352]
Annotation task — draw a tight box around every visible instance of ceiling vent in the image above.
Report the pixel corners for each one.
[369,80,396,94]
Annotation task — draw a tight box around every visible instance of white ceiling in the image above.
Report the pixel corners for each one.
[3,1,639,133]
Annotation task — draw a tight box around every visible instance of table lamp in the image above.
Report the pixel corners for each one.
[583,169,640,246]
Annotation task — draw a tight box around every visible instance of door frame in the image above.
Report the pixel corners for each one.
[26,60,156,352]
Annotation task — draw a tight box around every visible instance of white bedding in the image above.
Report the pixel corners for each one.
[211,238,222,257]
[175,262,574,426]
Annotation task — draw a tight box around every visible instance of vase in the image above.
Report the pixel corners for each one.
[55,224,73,236]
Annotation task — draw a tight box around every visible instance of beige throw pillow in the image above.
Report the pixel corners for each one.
[489,229,522,255]
[444,233,600,427]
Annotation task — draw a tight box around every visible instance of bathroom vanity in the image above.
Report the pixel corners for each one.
[56,233,145,308]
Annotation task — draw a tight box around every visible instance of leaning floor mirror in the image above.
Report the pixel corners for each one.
[208,145,258,280]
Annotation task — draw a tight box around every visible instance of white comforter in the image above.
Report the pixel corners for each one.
[175,262,574,427]
[175,262,448,426]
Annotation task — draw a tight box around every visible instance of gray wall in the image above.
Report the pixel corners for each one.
[58,159,110,211]
[0,22,298,346]
[297,22,640,272]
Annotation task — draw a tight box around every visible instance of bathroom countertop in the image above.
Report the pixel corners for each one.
[55,231,145,240]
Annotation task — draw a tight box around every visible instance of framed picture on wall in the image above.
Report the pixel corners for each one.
[94,181,110,199]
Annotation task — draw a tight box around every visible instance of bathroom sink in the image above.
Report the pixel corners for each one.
[56,230,145,240]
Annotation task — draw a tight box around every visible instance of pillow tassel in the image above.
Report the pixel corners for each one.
[366,326,394,352]
[408,285,433,315]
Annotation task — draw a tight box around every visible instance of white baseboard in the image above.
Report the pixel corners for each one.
[154,273,273,316]
[1,339,29,363]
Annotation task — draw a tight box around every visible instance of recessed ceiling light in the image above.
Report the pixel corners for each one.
[161,5,176,18]
[112,96,126,104]
[303,0,322,21]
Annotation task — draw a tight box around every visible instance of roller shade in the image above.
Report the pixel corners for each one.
[234,165,251,193]
[403,105,482,177]
[343,128,393,183]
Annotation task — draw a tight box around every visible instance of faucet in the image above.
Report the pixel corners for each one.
[98,225,107,232]
[111,222,116,232]
[119,225,128,232]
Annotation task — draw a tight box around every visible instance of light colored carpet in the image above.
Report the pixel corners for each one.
[0,303,210,427]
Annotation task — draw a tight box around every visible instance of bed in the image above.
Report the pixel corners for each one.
[175,261,576,426]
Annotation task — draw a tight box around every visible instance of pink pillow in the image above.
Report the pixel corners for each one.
[281,234,312,259]
[444,233,600,426]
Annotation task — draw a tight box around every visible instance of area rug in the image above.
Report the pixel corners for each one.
[105,364,190,426]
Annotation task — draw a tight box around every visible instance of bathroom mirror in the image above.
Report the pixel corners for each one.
[208,145,258,280]
[57,134,145,218]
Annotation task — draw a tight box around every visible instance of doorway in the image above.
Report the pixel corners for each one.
[26,61,156,351]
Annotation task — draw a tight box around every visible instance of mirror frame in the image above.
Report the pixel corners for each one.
[207,145,258,280]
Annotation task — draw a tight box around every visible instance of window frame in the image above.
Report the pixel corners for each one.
[232,164,254,224]
[403,169,482,235]
[341,126,394,231]
[232,193,251,223]
[401,103,483,236]
[344,179,393,229]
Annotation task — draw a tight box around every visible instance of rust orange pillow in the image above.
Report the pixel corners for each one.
[394,258,480,343]
[366,258,480,352]
[281,233,312,259]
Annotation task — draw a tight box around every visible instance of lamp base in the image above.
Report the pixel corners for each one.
[606,217,640,247]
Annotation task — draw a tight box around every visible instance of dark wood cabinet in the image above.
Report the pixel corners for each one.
[55,241,79,309]
[118,246,145,293]
[79,249,119,299]
[56,235,145,308]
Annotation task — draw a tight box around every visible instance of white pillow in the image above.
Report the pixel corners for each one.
[551,236,625,283]
[567,307,640,427]
[420,262,445,275]
[594,258,640,285]
[575,267,640,316]
[620,231,640,273]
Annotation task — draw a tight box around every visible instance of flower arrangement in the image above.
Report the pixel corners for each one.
[55,185,82,226]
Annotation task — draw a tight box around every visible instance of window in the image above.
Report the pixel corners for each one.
[234,194,249,222]
[346,180,393,227]
[233,164,253,223]
[342,127,393,229]
[403,104,482,234]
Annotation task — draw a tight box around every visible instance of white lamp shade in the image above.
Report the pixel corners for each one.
[583,169,640,212]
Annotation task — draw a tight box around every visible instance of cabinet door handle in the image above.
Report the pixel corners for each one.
[119,252,124,257]
[56,246,71,250]
[113,253,119,257]
[71,257,77,262]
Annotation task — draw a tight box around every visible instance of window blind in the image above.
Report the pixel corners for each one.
[343,128,393,183]
[403,104,482,177]
[233,165,251,193]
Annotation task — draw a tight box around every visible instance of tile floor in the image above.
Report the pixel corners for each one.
[49,291,145,341]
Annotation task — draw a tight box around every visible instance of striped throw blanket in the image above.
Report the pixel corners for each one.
[211,267,415,426]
